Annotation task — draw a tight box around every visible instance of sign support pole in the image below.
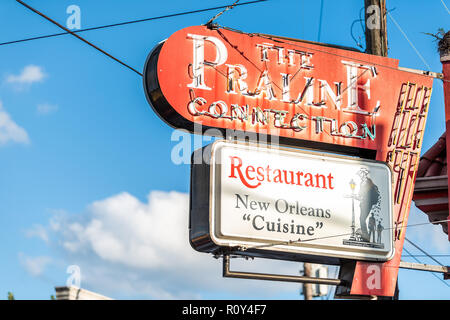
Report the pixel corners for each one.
[364,0,388,57]
[302,263,313,300]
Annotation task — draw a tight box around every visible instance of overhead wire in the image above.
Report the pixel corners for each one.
[4,0,268,47]
[403,237,450,289]
[205,0,241,26]
[402,254,450,258]
[12,0,269,76]
[12,1,447,83]
[350,9,365,50]
[317,0,324,42]
[16,0,143,76]
[402,246,450,288]
[440,0,450,15]
[404,237,446,267]
[386,10,432,70]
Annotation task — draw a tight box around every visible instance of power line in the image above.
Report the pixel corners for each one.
[402,254,450,258]
[402,246,450,288]
[386,11,432,70]
[16,0,143,76]
[2,0,268,47]
[206,0,241,26]
[440,0,450,15]
[13,0,269,77]
[11,1,445,83]
[350,7,365,50]
[404,237,446,267]
[317,0,324,42]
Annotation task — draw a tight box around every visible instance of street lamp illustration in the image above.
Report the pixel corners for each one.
[343,169,383,248]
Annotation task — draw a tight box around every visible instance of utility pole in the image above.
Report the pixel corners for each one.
[364,0,388,56]
[302,263,313,300]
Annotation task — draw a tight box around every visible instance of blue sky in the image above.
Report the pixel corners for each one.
[0,0,449,300]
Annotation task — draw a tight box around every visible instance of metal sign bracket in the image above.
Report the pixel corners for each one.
[399,260,450,279]
[222,254,346,286]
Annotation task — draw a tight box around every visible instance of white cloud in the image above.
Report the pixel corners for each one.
[0,101,30,146]
[37,103,58,115]
[42,190,303,299]
[24,224,49,244]
[6,65,46,87]
[18,253,51,277]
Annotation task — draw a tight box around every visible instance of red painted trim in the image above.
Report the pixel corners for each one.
[443,59,450,240]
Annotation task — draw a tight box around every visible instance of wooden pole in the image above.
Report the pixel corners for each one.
[303,263,313,300]
[364,0,388,56]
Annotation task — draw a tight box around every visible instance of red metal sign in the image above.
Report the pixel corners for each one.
[143,25,434,297]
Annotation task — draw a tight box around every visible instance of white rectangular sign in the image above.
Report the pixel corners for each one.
[209,141,394,262]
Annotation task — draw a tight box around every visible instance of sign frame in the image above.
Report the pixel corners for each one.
[189,140,395,265]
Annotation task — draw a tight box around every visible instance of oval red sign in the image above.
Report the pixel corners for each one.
[143,25,431,153]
